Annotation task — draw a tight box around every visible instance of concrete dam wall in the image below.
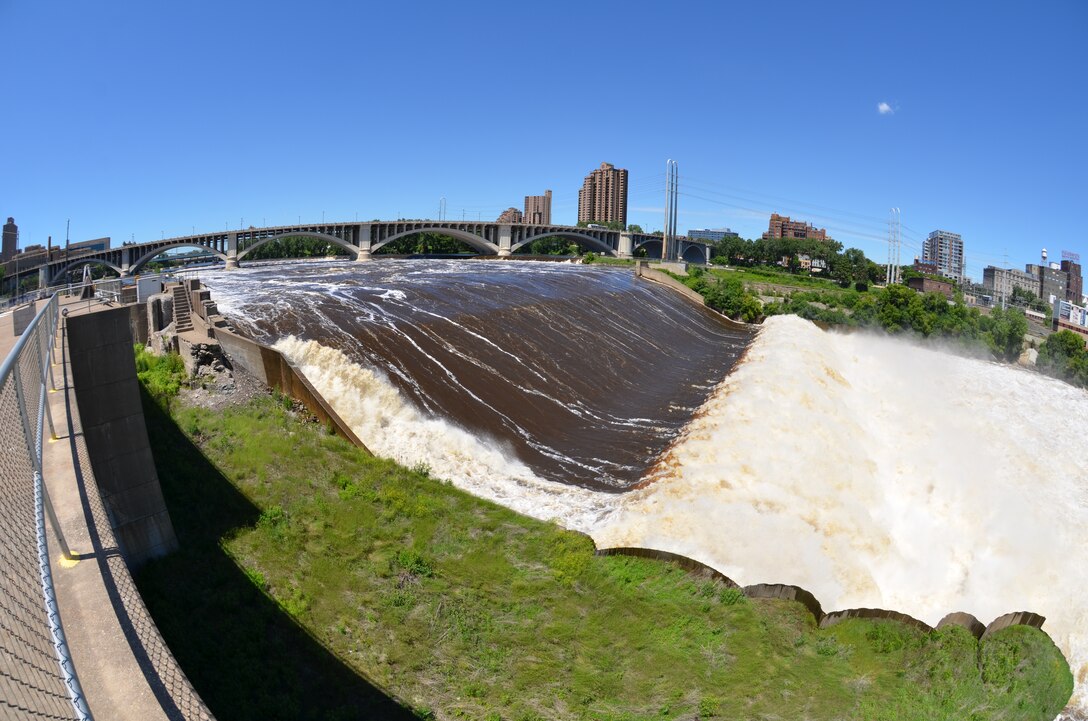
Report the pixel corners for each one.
[594,545,1046,641]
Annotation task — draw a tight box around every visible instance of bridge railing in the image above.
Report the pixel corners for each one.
[0,294,92,719]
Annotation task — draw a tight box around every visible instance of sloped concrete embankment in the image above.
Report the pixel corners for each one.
[213,328,371,454]
[633,262,759,331]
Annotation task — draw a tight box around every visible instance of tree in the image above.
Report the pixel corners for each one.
[841,248,868,283]
[712,235,747,265]
[626,224,644,233]
[1037,330,1088,387]
[1010,285,1049,314]
[981,307,1028,361]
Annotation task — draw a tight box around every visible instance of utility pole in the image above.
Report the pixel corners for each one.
[886,208,901,285]
[663,159,678,262]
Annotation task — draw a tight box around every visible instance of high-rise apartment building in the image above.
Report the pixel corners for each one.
[2,217,17,262]
[577,163,628,227]
[496,207,523,224]
[524,190,552,225]
[1061,259,1083,304]
[922,230,965,282]
[762,214,828,241]
[688,228,739,242]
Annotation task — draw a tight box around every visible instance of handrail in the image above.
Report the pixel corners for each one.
[1,293,93,719]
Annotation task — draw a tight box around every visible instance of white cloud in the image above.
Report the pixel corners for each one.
[877,101,894,115]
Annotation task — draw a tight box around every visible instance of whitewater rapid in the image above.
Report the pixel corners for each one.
[206,262,1086,713]
[276,313,1088,713]
[595,315,1088,712]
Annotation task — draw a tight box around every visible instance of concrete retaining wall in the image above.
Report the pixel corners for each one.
[12,301,36,336]
[595,547,740,588]
[214,328,371,454]
[937,612,988,639]
[634,262,756,332]
[594,545,1047,640]
[68,307,178,568]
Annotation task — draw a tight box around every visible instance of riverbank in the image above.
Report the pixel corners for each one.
[134,367,1073,721]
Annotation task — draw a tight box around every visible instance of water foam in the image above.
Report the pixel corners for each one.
[273,336,616,530]
[595,314,1088,711]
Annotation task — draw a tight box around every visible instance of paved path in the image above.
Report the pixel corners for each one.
[2,296,212,720]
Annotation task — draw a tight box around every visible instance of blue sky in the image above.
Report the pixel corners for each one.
[3,1,1085,280]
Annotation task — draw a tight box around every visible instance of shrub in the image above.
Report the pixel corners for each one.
[133,344,188,407]
[391,549,434,578]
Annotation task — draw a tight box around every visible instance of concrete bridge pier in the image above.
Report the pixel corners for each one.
[618,232,634,259]
[498,224,512,258]
[225,232,240,270]
[355,223,372,261]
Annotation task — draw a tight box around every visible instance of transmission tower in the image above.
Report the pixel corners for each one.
[663,159,678,261]
[886,207,901,284]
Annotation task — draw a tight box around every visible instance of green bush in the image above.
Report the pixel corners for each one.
[391,549,434,578]
[1037,329,1088,387]
[133,344,188,406]
[703,276,762,323]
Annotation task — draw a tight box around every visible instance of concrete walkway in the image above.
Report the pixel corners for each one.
[2,296,211,721]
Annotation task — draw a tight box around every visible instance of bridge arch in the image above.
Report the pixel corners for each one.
[130,242,229,274]
[372,227,499,255]
[49,257,124,285]
[237,232,360,261]
[510,231,617,256]
[681,244,707,264]
[634,239,663,259]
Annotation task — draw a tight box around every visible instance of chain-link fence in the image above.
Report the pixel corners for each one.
[0,295,91,720]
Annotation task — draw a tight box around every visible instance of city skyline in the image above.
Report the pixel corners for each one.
[2,2,1085,283]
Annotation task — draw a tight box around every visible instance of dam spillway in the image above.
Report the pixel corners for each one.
[203,259,1088,714]
[206,260,753,492]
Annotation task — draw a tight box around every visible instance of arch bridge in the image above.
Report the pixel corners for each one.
[41,220,710,283]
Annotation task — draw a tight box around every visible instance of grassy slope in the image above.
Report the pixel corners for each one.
[136,391,1073,721]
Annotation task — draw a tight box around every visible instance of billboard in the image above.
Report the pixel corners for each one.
[1056,300,1088,327]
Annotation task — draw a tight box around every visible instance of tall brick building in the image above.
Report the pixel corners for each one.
[523,190,552,225]
[577,163,627,227]
[1061,259,1083,303]
[2,217,17,262]
[762,213,828,241]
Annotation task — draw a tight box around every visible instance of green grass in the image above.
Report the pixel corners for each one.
[137,391,1073,721]
[710,264,846,290]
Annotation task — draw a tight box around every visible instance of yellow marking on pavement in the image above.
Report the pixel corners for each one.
[58,555,81,568]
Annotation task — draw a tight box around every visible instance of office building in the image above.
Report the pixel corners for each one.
[983,266,1038,300]
[688,228,739,242]
[922,230,965,282]
[496,207,523,224]
[524,190,552,225]
[1061,259,1083,304]
[1026,263,1067,306]
[2,217,17,262]
[577,162,628,227]
[907,276,955,300]
[762,214,828,241]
